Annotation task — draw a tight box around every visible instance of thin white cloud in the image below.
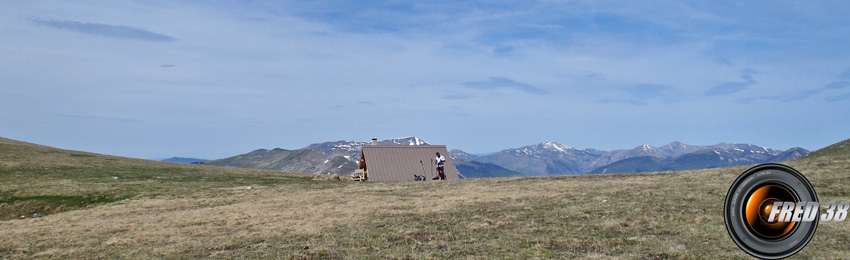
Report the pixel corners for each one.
[840,67,850,79]
[32,19,176,42]
[825,93,850,102]
[824,81,850,89]
[705,74,757,96]
[59,113,143,123]
[461,77,551,95]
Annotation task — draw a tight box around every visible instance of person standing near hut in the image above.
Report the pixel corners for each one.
[433,152,446,180]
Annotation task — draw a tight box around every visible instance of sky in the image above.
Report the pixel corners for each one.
[2,0,850,159]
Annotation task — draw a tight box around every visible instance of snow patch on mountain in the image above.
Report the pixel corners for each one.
[303,136,432,161]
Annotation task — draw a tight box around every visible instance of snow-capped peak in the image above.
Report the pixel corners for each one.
[541,142,573,152]
[302,136,431,161]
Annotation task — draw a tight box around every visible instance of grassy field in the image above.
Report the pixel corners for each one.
[1,137,849,259]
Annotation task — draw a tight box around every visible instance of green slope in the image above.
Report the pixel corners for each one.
[0,137,310,221]
[797,138,850,160]
[204,148,312,169]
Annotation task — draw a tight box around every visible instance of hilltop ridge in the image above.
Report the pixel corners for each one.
[1,136,848,258]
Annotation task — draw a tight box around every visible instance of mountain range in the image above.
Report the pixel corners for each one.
[200,137,521,178]
[196,137,809,178]
[448,149,525,179]
[302,137,429,159]
[159,157,207,164]
[203,148,359,175]
[473,141,808,176]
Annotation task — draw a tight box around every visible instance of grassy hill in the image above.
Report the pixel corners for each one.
[798,138,850,160]
[0,137,313,222]
[1,137,849,259]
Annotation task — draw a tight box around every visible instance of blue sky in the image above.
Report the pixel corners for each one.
[2,0,850,159]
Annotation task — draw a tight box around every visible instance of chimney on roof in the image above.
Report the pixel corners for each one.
[371,137,378,145]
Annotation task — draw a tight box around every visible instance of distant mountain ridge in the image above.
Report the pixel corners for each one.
[448,149,525,179]
[204,137,437,176]
[160,157,207,164]
[303,136,430,159]
[476,142,601,175]
[203,148,359,175]
[454,161,525,179]
[203,137,809,178]
[592,147,806,174]
[203,137,524,178]
[475,141,807,176]
[585,141,703,171]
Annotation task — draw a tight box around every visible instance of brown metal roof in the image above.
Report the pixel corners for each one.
[360,145,459,181]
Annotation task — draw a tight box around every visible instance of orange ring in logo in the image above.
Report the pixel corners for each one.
[744,184,797,238]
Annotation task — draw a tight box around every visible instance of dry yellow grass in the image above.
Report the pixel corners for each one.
[2,137,850,259]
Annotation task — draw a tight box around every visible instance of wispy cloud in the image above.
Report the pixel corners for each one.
[441,93,476,100]
[60,114,143,123]
[741,68,760,75]
[740,79,850,103]
[598,84,679,106]
[740,89,821,103]
[840,67,850,79]
[625,84,669,99]
[461,77,551,95]
[714,57,734,66]
[824,81,850,89]
[32,19,176,42]
[825,93,850,102]
[704,74,757,96]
